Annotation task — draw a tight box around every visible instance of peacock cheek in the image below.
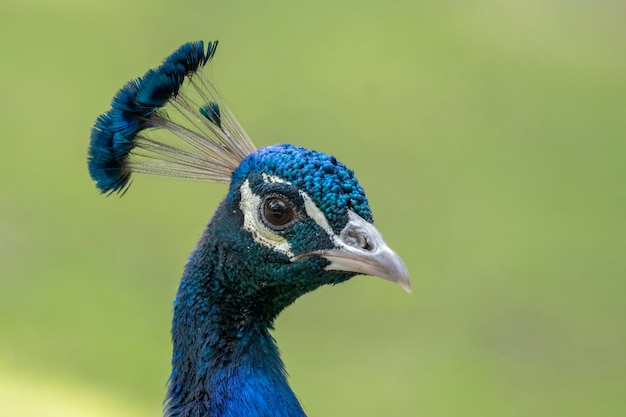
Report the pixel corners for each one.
[286,224,334,255]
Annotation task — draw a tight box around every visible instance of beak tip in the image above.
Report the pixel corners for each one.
[393,261,412,294]
[295,210,413,295]
[396,273,412,294]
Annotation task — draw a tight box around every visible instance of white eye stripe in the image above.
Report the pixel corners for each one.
[299,191,334,239]
[239,179,294,257]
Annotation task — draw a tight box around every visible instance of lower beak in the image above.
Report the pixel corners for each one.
[291,211,411,293]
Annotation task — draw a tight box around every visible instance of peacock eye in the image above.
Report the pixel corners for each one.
[262,196,295,230]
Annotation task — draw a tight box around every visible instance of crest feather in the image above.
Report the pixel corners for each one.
[88,41,257,194]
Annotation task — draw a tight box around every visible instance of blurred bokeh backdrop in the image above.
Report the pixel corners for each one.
[1,0,624,416]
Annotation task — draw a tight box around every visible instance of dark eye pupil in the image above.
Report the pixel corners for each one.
[264,197,294,227]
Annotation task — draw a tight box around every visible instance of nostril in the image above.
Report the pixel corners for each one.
[343,228,372,251]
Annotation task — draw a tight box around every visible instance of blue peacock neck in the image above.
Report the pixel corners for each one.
[165,202,307,417]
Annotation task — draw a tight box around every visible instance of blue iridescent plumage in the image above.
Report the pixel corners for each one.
[88,41,410,417]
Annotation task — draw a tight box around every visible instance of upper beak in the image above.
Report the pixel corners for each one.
[291,211,411,293]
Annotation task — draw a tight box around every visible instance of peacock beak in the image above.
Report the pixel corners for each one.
[292,211,411,293]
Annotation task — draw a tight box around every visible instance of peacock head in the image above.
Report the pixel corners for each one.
[204,143,410,306]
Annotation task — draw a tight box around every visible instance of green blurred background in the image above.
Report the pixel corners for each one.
[1,0,624,416]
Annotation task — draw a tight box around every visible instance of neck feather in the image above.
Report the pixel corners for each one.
[165,216,306,417]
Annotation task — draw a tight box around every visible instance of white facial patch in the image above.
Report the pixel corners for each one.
[299,192,334,238]
[239,179,294,257]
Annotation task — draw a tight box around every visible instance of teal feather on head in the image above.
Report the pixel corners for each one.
[199,102,222,128]
[88,40,410,417]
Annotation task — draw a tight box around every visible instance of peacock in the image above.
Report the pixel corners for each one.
[88,40,410,417]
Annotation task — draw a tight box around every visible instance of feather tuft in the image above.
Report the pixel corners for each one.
[88,40,256,194]
[88,112,132,194]
[199,102,222,127]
